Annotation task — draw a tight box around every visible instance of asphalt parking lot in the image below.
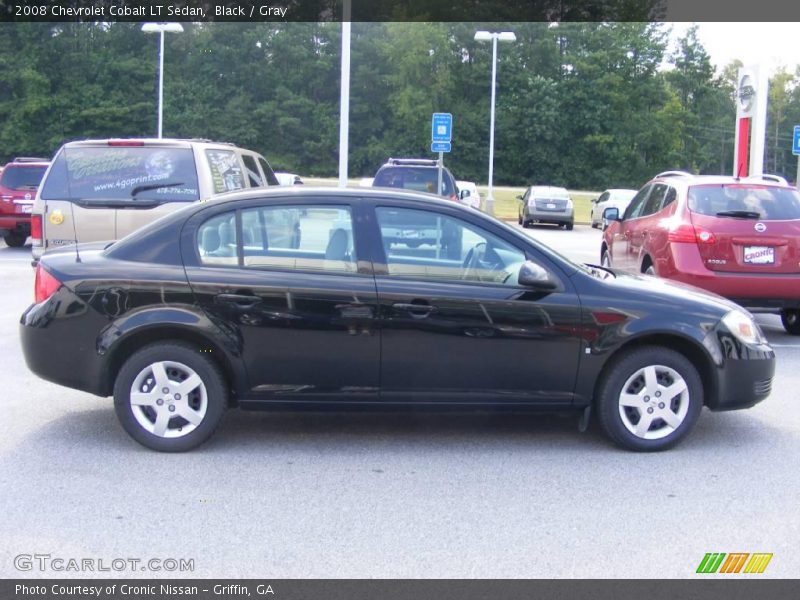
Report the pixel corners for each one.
[1,227,799,578]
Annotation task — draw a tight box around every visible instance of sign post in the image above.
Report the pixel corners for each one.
[431,113,452,196]
[792,125,800,187]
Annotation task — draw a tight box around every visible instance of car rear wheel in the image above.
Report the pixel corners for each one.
[781,309,800,335]
[4,232,26,247]
[596,347,703,451]
[565,222,574,231]
[113,342,227,452]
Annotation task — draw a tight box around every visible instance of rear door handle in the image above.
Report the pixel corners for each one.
[215,293,262,308]
[392,302,437,319]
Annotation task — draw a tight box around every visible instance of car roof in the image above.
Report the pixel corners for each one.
[650,172,792,189]
[529,185,569,194]
[207,185,461,208]
[61,138,239,149]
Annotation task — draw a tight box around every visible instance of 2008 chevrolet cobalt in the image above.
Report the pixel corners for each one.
[20,188,775,451]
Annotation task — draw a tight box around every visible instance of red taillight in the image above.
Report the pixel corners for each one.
[668,223,716,244]
[108,140,144,146]
[31,214,42,244]
[34,264,61,303]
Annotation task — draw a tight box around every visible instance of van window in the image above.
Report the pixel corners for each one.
[241,154,263,187]
[205,149,246,194]
[40,146,200,203]
[373,167,456,197]
[257,157,280,186]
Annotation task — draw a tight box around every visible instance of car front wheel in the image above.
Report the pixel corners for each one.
[113,342,227,452]
[4,232,26,247]
[596,347,703,451]
[781,308,800,335]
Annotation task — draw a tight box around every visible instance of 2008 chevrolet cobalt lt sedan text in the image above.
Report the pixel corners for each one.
[20,187,775,452]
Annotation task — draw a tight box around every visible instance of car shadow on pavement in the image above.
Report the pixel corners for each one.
[4,404,783,460]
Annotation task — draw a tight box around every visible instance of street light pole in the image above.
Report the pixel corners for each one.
[474,30,516,215]
[141,23,184,139]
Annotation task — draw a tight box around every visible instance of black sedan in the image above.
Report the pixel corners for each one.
[20,187,775,452]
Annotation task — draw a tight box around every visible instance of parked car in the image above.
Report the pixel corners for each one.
[518,186,574,230]
[590,188,637,229]
[372,158,459,201]
[274,172,304,186]
[601,171,800,334]
[373,158,462,257]
[31,138,279,262]
[456,180,481,210]
[21,187,774,452]
[0,157,50,247]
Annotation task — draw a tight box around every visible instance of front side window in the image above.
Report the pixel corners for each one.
[242,205,357,274]
[688,184,800,220]
[41,146,200,202]
[241,155,263,188]
[376,207,526,285]
[624,186,651,220]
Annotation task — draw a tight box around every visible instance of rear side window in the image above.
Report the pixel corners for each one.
[257,157,280,186]
[0,165,47,190]
[241,205,357,274]
[688,185,800,220]
[205,149,245,194]
[40,146,200,202]
[197,212,239,266]
[373,167,456,196]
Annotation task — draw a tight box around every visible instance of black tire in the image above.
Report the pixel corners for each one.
[781,309,800,335]
[565,222,574,231]
[517,214,523,225]
[113,342,227,452]
[596,346,703,451]
[4,232,26,247]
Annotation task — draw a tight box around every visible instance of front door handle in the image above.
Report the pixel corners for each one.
[215,293,262,308]
[392,302,437,319]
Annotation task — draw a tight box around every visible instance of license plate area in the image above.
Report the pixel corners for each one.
[743,246,775,265]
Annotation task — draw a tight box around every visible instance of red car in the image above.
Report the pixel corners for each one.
[0,157,49,247]
[601,171,800,335]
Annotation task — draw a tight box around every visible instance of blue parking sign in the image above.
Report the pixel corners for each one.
[432,113,452,143]
[793,126,800,155]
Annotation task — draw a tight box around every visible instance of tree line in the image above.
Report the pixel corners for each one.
[1,22,800,189]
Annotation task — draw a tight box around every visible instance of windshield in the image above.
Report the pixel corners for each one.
[688,184,800,220]
[373,166,456,197]
[0,165,47,190]
[41,146,200,202]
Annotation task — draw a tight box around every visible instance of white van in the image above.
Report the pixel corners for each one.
[31,138,278,261]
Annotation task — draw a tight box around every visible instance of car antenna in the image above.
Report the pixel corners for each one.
[736,161,745,181]
[63,160,82,263]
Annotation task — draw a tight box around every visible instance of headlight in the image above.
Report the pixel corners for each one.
[721,310,767,345]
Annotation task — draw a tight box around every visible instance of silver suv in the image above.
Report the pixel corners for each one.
[31,138,278,261]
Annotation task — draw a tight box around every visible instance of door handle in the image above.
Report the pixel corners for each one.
[215,293,262,308]
[392,302,437,319]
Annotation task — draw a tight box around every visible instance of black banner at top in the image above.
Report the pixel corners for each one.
[2,0,800,22]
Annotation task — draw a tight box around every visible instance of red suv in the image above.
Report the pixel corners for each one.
[0,157,50,247]
[601,171,800,335]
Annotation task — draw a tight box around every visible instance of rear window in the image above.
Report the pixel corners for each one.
[373,166,456,196]
[688,185,800,220]
[0,165,47,190]
[40,146,200,203]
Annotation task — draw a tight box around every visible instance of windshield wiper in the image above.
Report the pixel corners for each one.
[715,210,761,219]
[131,182,183,197]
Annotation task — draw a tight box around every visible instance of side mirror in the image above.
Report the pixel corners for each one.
[518,261,559,291]
[591,198,598,204]
[516,194,524,201]
[460,189,470,200]
[603,207,621,221]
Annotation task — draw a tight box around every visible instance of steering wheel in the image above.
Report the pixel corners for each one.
[461,242,487,280]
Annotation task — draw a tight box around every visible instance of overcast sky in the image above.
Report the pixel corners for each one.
[666,22,799,75]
